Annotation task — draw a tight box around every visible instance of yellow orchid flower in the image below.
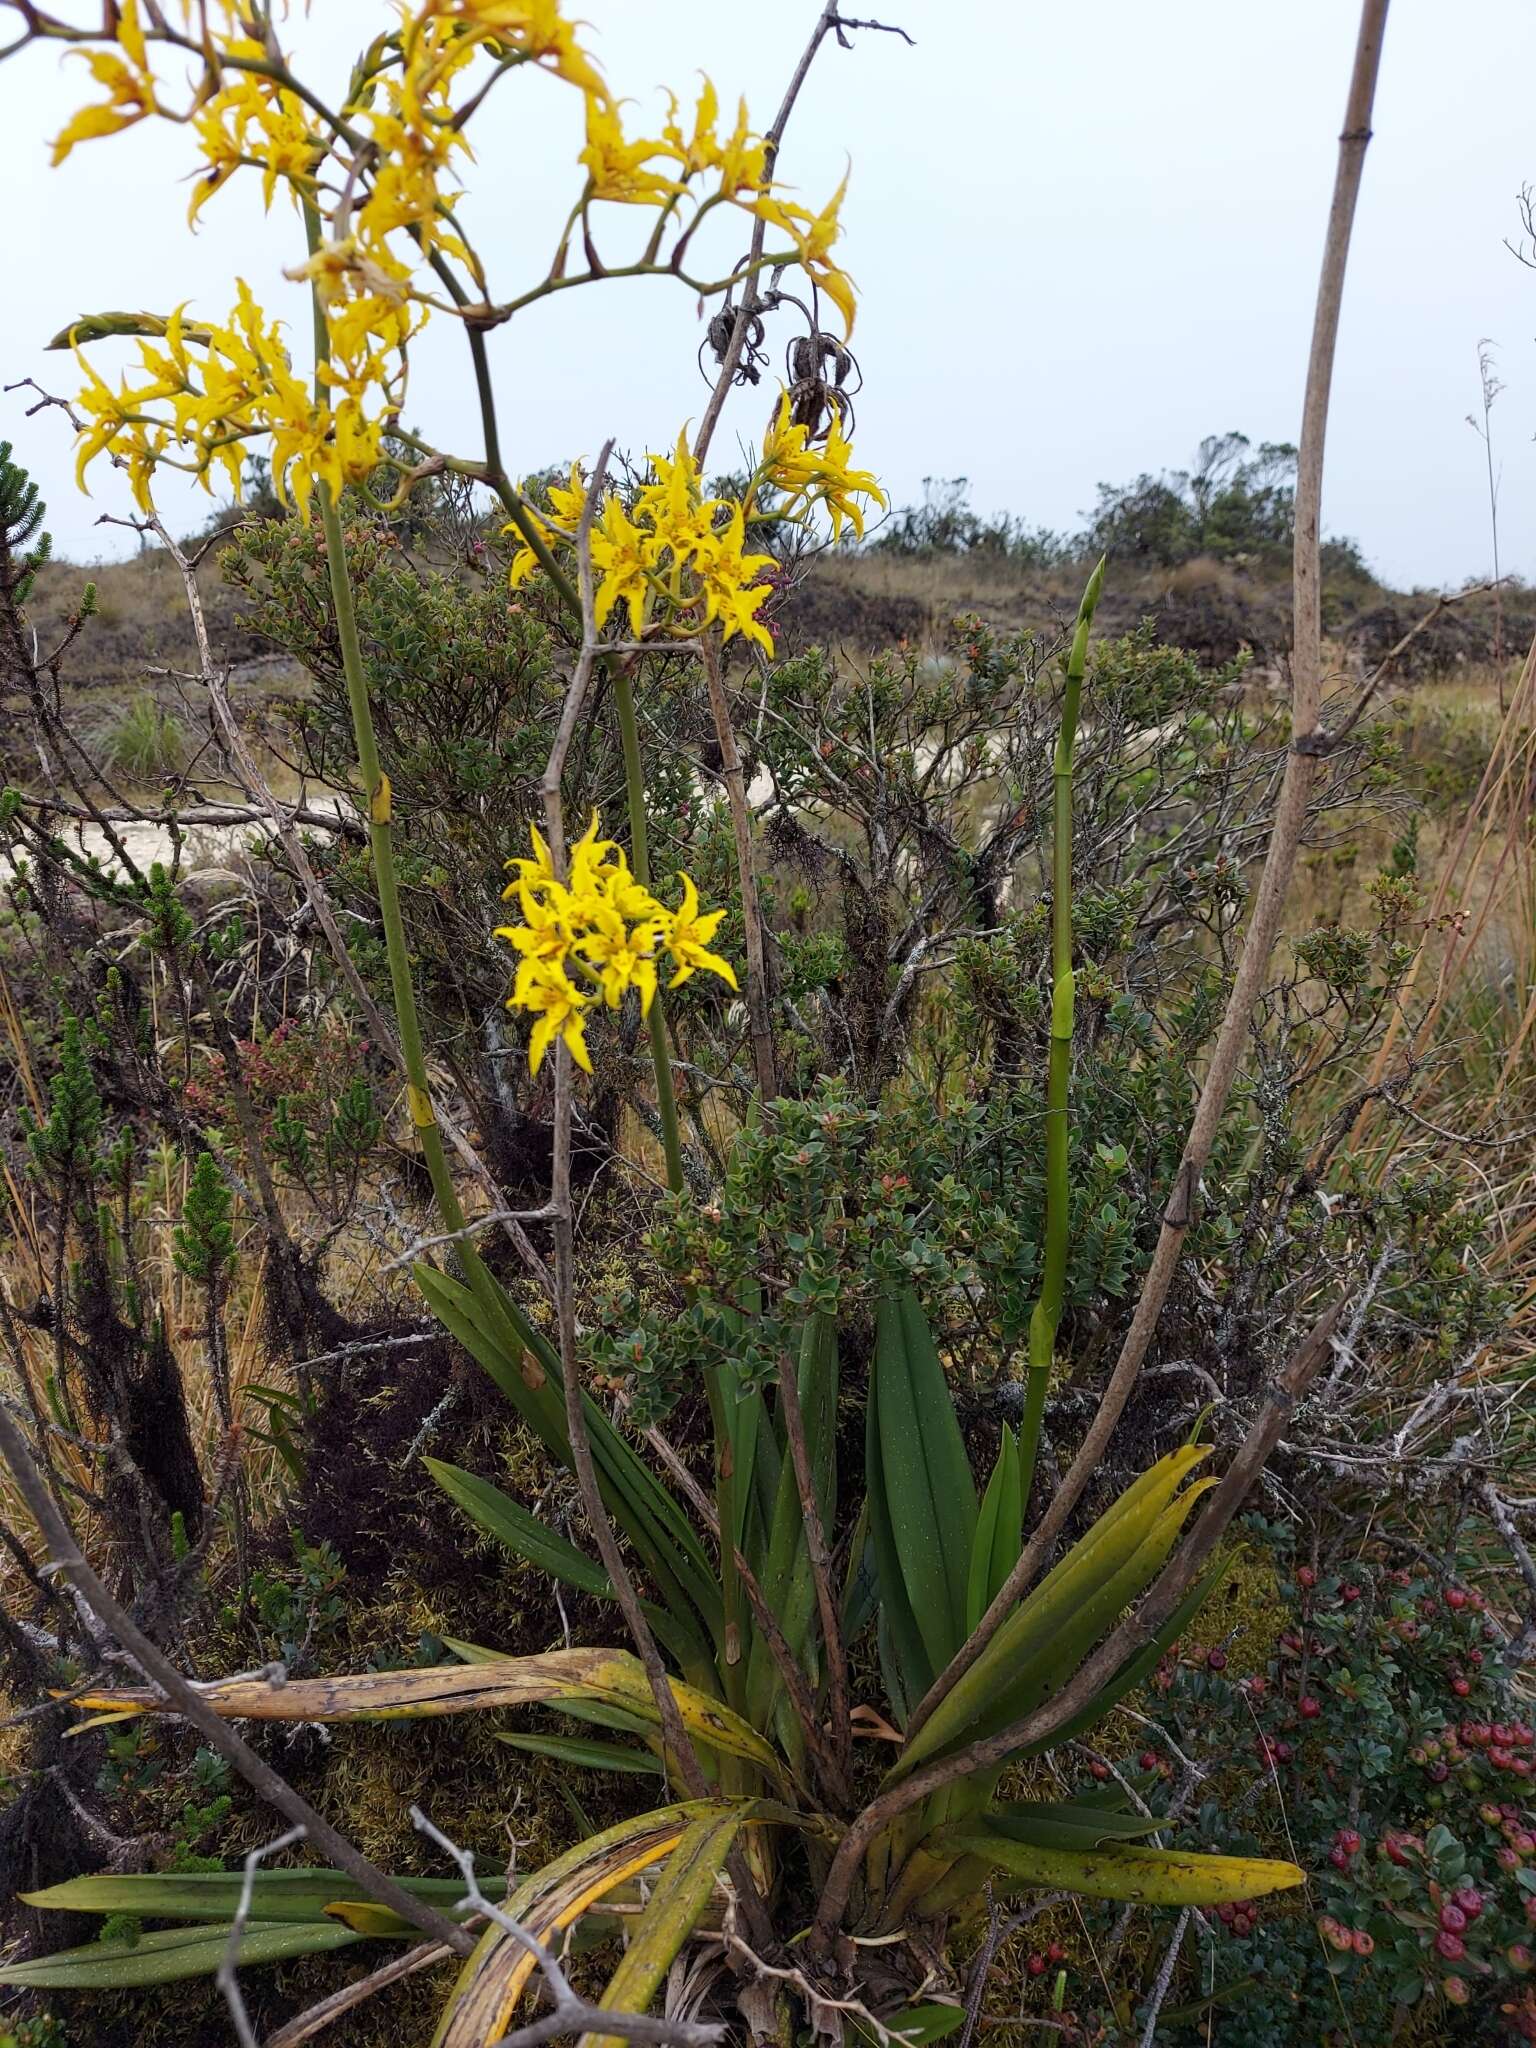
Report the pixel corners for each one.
[577,899,661,1014]
[590,496,654,636]
[51,47,156,166]
[759,393,885,541]
[422,1,611,105]
[756,173,857,334]
[580,98,684,207]
[498,881,578,976]
[698,501,776,654]
[661,875,739,992]
[516,959,594,1075]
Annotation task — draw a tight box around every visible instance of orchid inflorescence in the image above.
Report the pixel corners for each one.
[37,0,874,527]
[508,398,884,655]
[496,817,737,1074]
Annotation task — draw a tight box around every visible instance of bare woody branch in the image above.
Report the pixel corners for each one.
[904,0,1392,1745]
[0,1395,475,1958]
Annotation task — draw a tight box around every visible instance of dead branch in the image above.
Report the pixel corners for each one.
[904,0,1392,1748]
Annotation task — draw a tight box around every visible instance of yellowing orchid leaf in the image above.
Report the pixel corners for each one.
[432,1802,756,2048]
[924,1826,1304,1910]
[580,1806,749,2048]
[69,1649,783,1782]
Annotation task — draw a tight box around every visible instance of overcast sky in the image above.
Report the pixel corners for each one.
[3,1,1533,589]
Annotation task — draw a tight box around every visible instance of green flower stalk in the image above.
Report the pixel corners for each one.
[297,202,502,1332]
[1017,555,1106,1510]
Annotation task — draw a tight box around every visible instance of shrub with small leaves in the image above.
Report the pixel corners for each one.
[1140,1531,1536,2044]
[172,1151,234,1291]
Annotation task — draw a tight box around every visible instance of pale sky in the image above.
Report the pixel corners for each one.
[3,1,1533,590]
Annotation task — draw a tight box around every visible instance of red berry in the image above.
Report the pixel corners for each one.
[1298,1565,1317,1589]
[1440,1903,1468,1935]
[1089,1760,1110,1780]
[1336,1829,1362,1855]
[1443,1975,1470,2006]
[1027,1953,1046,1977]
[1510,1944,1535,1974]
[1429,1761,1451,1783]
[1445,1587,1469,1610]
[1452,1677,1472,1698]
[1247,1676,1267,1697]
[1452,1887,1483,1922]
[1299,1696,1322,1719]
[1329,1845,1350,1870]
[1342,1584,1362,1603]
[1436,1931,1466,1961]
[1351,1929,1374,1956]
[1206,1647,1228,1672]
[1047,1942,1065,1964]
[1139,1750,1159,1771]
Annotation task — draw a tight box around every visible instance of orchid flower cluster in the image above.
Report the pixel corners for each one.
[509,397,885,655]
[496,817,737,1074]
[37,0,866,520]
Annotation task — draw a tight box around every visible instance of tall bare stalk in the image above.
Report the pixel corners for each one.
[1016,557,1104,1509]
[1468,337,1506,677]
[903,0,1391,1741]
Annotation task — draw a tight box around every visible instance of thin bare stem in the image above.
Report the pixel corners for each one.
[536,450,712,1804]
[218,1827,308,2048]
[692,1,896,468]
[904,0,1391,1744]
[147,507,556,1305]
[700,635,776,1097]
[0,1397,473,1957]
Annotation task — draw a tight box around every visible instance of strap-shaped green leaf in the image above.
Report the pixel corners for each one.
[495,1729,663,1775]
[1024,1562,1223,1756]
[866,1333,935,1717]
[896,1446,1209,1773]
[424,1459,611,1596]
[417,1266,722,1669]
[871,1292,977,1677]
[966,1425,1022,1634]
[18,1867,504,1925]
[746,1314,839,1725]
[981,1801,1173,1852]
[0,1920,365,1989]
